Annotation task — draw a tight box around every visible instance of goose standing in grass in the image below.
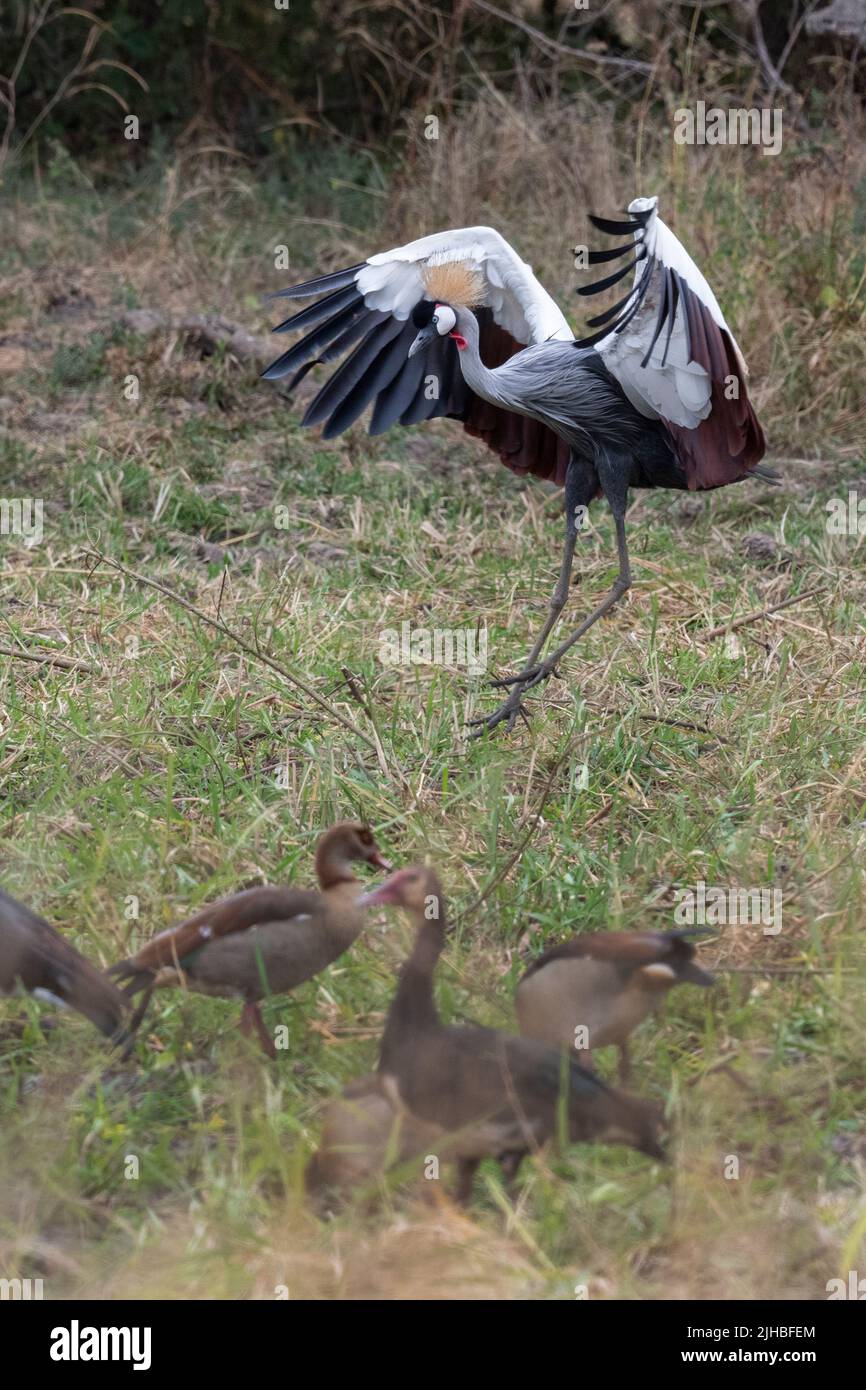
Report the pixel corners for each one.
[359,866,666,1202]
[263,196,772,734]
[0,886,129,1042]
[516,928,714,1082]
[109,822,390,1057]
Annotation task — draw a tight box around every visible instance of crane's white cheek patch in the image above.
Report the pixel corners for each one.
[434,304,456,334]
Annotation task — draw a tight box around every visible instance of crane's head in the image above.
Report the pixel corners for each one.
[408,300,467,357]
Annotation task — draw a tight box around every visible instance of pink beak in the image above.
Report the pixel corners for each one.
[356,876,399,908]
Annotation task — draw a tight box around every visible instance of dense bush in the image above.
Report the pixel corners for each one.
[1,0,862,176]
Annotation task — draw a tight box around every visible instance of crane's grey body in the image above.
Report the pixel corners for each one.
[451,307,682,495]
[460,335,637,450]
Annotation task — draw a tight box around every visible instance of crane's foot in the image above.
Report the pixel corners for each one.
[489,663,556,691]
[467,662,557,738]
[467,684,534,738]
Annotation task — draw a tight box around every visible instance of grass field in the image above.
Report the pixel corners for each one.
[1,114,865,1299]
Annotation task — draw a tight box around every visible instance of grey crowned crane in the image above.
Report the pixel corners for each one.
[263,196,772,735]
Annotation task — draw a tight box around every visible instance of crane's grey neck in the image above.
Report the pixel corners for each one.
[452,306,513,409]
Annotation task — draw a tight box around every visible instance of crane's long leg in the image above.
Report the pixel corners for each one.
[470,506,631,736]
[469,460,591,739]
[514,529,578,678]
[468,519,577,739]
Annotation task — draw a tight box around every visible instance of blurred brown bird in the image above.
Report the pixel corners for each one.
[305,1072,442,1204]
[109,822,390,1057]
[516,928,714,1082]
[0,886,129,1042]
[360,866,666,1202]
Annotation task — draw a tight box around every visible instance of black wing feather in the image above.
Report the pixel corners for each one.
[588,214,644,236]
[266,263,365,301]
[586,243,634,265]
[369,342,428,435]
[322,320,417,438]
[585,287,639,330]
[271,284,361,335]
[302,317,405,427]
[576,254,643,297]
[640,264,670,368]
[661,268,679,367]
[261,298,370,380]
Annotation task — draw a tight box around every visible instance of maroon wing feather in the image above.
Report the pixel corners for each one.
[663,308,766,489]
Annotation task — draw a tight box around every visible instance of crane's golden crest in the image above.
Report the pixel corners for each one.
[421,257,485,308]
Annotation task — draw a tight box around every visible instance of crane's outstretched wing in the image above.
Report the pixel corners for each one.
[262,226,574,484]
[576,196,766,488]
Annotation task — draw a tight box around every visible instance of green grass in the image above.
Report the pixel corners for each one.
[0,143,865,1300]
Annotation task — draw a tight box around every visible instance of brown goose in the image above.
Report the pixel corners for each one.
[306,1072,442,1203]
[516,929,714,1081]
[360,866,665,1202]
[109,822,390,1056]
[0,887,129,1041]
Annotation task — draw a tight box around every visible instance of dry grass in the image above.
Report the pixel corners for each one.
[0,97,865,1299]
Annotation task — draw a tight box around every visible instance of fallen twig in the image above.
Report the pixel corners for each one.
[0,642,98,674]
[700,586,827,641]
[339,665,372,718]
[638,714,731,743]
[118,309,274,365]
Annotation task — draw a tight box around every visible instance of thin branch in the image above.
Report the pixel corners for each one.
[749,0,795,94]
[468,0,652,74]
[699,586,827,641]
[0,642,98,674]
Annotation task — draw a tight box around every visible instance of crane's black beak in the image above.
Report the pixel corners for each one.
[408,323,437,359]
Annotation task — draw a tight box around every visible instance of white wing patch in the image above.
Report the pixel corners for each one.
[359,226,573,347]
[590,196,746,430]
